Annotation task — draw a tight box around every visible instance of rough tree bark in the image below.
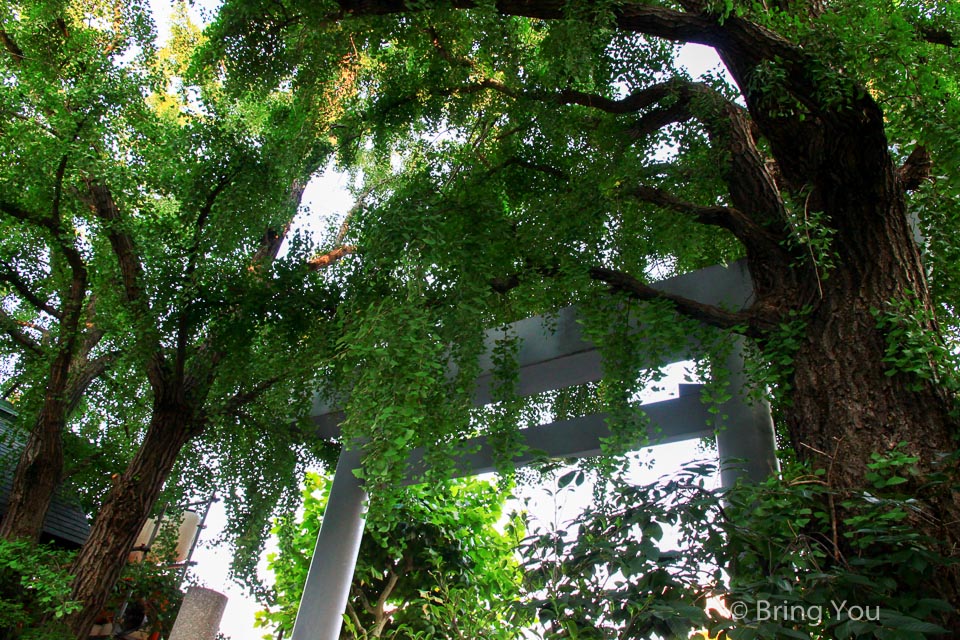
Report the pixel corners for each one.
[0,380,68,542]
[0,322,112,541]
[61,394,200,636]
[0,182,104,542]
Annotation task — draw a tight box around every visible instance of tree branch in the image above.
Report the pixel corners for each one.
[372,568,401,636]
[354,585,375,616]
[0,199,37,224]
[625,185,737,227]
[84,181,163,384]
[470,77,692,117]
[307,245,356,270]
[224,376,281,414]
[84,182,145,305]
[0,265,62,318]
[336,1,722,45]
[488,156,569,180]
[52,155,69,222]
[626,103,694,140]
[176,175,233,382]
[898,145,932,191]
[0,309,43,355]
[345,601,366,636]
[65,350,120,416]
[918,25,956,47]
[0,30,24,63]
[560,83,683,114]
[465,74,784,250]
[588,266,772,336]
[489,262,561,295]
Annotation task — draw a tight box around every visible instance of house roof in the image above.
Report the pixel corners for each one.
[0,400,91,547]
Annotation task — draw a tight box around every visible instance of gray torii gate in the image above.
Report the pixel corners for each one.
[292,261,778,640]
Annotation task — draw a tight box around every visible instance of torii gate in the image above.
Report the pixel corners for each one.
[292,261,778,639]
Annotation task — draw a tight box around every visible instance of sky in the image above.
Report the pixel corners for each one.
[142,2,731,636]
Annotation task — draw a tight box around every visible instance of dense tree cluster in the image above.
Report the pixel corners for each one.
[0,0,959,637]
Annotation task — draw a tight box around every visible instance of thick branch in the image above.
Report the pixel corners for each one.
[0,30,24,63]
[65,350,120,416]
[85,182,145,305]
[307,245,356,270]
[0,309,43,355]
[0,265,62,318]
[626,103,694,140]
[898,145,932,191]
[84,182,163,384]
[698,95,790,244]
[588,266,772,336]
[918,25,956,48]
[0,199,40,224]
[561,83,682,114]
[250,179,311,272]
[337,1,722,45]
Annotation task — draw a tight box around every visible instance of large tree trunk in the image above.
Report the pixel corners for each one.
[0,343,112,541]
[0,267,97,541]
[786,201,960,620]
[751,115,960,626]
[61,401,200,639]
[0,317,81,541]
[0,397,65,541]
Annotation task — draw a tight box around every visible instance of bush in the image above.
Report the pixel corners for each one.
[0,539,79,640]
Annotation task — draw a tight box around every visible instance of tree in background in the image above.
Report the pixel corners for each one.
[257,473,528,639]
[0,1,355,636]
[206,0,960,630]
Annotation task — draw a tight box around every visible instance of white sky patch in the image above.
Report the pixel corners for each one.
[677,43,727,80]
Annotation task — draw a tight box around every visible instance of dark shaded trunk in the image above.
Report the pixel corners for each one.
[62,401,200,639]
[0,350,115,541]
[0,397,65,541]
[736,104,960,627]
[778,172,960,627]
[0,296,86,541]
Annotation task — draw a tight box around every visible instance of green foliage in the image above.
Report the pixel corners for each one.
[1,0,344,596]
[872,296,960,398]
[520,458,954,639]
[256,472,528,639]
[0,539,80,639]
[745,306,811,405]
[4,0,960,634]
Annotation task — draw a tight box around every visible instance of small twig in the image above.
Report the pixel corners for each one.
[802,189,824,299]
